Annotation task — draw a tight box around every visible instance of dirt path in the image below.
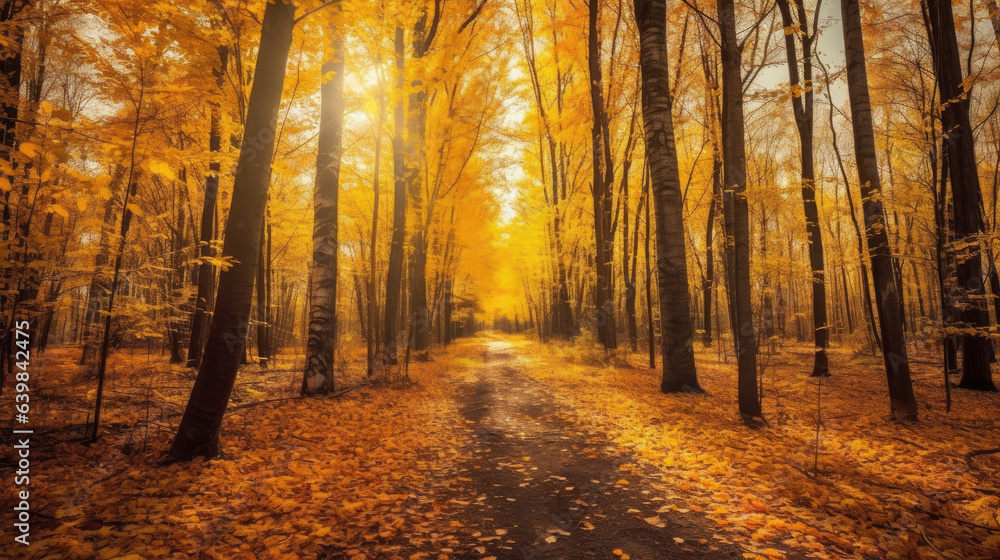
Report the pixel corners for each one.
[444,338,743,560]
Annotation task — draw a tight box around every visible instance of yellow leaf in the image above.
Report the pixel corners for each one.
[19,142,39,158]
[0,177,9,192]
[149,160,176,180]
[47,203,69,218]
[126,202,143,218]
[40,101,52,113]
[77,197,87,211]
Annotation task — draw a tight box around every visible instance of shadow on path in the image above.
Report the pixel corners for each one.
[450,338,744,560]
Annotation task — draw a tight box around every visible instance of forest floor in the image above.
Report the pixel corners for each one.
[1,333,999,560]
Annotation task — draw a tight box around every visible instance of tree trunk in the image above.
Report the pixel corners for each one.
[699,48,722,349]
[590,0,617,350]
[407,10,432,352]
[167,178,186,364]
[92,177,139,442]
[166,0,296,461]
[925,0,996,391]
[303,25,345,394]
[622,115,640,352]
[367,73,384,377]
[717,0,760,419]
[444,279,452,345]
[384,26,407,365]
[634,0,700,393]
[822,64,882,352]
[777,0,829,376]
[644,168,655,369]
[256,209,271,367]
[842,0,919,419]
[79,173,122,366]
[187,47,227,369]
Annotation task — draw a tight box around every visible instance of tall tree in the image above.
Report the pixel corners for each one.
[589,0,617,349]
[367,52,386,377]
[841,0,920,419]
[819,60,881,353]
[776,0,829,377]
[634,0,700,393]
[166,0,296,461]
[383,25,406,365]
[924,0,997,391]
[186,47,227,369]
[302,24,345,395]
[699,44,722,348]
[406,0,440,353]
[717,0,761,419]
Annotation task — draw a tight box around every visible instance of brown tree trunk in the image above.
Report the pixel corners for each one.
[622,100,641,353]
[644,166,655,369]
[717,0,760,419]
[822,62,882,353]
[407,4,438,352]
[187,46,227,369]
[167,176,187,364]
[256,209,271,367]
[79,170,123,365]
[166,0,296,461]
[702,164,720,347]
[777,0,829,376]
[924,0,996,391]
[384,26,407,365]
[367,86,383,376]
[589,0,617,350]
[699,48,722,348]
[842,0,920,419]
[634,0,700,393]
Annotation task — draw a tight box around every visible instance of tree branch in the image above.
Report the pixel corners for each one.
[738,0,777,53]
[293,0,342,25]
[459,0,488,34]
[424,0,444,52]
[681,0,721,47]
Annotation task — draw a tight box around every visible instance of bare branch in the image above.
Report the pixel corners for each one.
[292,0,342,25]
[459,0,489,34]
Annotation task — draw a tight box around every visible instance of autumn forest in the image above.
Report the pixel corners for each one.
[1,0,1000,558]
